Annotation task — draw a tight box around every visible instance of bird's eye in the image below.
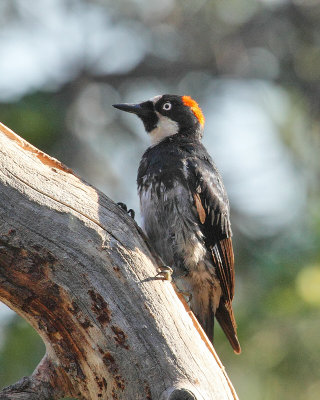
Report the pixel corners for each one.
[163,102,172,111]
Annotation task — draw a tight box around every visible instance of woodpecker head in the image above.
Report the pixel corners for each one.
[113,94,205,145]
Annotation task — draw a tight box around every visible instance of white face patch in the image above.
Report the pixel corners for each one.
[149,111,179,145]
[150,95,162,104]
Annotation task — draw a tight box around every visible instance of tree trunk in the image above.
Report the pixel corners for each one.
[0,122,239,400]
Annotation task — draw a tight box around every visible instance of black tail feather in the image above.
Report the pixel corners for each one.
[215,301,241,354]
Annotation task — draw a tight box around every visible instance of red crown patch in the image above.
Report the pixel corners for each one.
[182,96,205,126]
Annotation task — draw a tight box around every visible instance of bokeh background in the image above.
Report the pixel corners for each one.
[0,0,320,399]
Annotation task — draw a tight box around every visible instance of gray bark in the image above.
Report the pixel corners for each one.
[0,122,239,400]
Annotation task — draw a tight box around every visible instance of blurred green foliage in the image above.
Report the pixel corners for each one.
[0,318,45,387]
[0,92,65,151]
[0,0,320,399]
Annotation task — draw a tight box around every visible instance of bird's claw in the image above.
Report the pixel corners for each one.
[179,291,192,304]
[156,266,173,281]
[117,202,135,219]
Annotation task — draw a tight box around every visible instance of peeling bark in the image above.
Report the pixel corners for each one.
[0,122,239,400]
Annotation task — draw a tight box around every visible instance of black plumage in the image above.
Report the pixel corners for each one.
[114,95,241,353]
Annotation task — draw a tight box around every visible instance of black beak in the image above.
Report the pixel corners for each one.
[113,101,153,117]
[113,103,141,113]
[113,100,158,132]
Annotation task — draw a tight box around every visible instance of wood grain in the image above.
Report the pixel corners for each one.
[0,122,239,400]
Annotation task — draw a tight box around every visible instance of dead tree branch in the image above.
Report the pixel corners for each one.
[0,122,239,400]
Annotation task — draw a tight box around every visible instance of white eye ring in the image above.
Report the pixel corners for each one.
[163,102,172,111]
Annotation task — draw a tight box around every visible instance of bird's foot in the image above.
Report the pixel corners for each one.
[156,266,173,281]
[117,202,135,219]
[178,291,192,304]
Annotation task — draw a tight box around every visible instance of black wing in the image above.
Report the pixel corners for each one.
[187,153,241,353]
[186,156,235,303]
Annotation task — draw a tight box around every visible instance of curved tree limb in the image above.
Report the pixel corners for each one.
[0,122,239,400]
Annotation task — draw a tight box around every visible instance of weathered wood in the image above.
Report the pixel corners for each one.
[0,122,239,400]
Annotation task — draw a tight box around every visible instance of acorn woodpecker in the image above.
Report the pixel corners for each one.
[113,94,241,354]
